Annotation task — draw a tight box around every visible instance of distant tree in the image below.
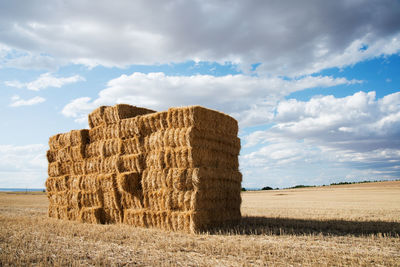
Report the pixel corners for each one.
[261,186,273,190]
[241,187,247,191]
[288,185,315,189]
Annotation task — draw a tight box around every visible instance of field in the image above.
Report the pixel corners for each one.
[1,181,399,266]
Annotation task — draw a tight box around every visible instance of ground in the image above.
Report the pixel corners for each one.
[1,181,399,266]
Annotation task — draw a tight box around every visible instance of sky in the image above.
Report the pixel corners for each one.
[0,0,399,189]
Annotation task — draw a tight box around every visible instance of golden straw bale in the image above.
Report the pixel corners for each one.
[166,106,238,136]
[119,137,142,155]
[119,192,143,209]
[145,150,165,169]
[119,117,139,139]
[170,168,190,191]
[103,123,121,140]
[100,155,120,173]
[144,111,168,132]
[56,146,71,162]
[70,161,85,175]
[49,130,89,151]
[46,104,242,233]
[45,177,57,193]
[79,174,98,191]
[46,175,71,192]
[71,175,82,191]
[47,192,57,206]
[49,191,71,207]
[70,145,86,161]
[46,150,57,163]
[84,157,102,174]
[85,141,103,158]
[103,104,155,125]
[102,139,120,157]
[48,162,69,177]
[116,172,141,193]
[47,205,57,218]
[118,154,145,173]
[88,125,105,142]
[141,168,168,191]
[70,129,90,146]
[48,134,60,150]
[190,211,212,232]
[153,147,238,169]
[79,207,104,224]
[57,132,72,149]
[102,208,123,223]
[102,190,121,211]
[79,191,103,208]
[123,209,147,227]
[146,127,241,155]
[99,174,122,210]
[88,106,106,128]
[70,190,82,209]
[48,205,73,220]
[116,171,143,209]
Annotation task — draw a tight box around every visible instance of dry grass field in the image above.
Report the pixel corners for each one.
[1,181,399,266]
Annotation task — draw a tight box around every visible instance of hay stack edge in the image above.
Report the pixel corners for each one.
[46,104,242,233]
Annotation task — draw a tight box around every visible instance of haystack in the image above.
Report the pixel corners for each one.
[46,104,242,232]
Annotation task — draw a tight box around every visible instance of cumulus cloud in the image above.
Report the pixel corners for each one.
[9,95,46,107]
[247,91,400,150]
[5,72,85,91]
[0,0,399,75]
[0,144,47,188]
[62,72,358,126]
[241,91,400,187]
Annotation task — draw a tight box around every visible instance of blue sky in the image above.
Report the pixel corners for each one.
[0,0,399,188]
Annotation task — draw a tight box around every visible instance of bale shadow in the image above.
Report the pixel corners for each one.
[205,216,400,237]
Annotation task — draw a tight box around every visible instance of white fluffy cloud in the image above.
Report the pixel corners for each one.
[62,72,358,126]
[5,72,85,91]
[241,91,400,187]
[0,144,47,188]
[247,91,400,150]
[1,0,399,75]
[9,95,46,107]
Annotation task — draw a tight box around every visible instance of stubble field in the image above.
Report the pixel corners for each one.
[1,181,399,266]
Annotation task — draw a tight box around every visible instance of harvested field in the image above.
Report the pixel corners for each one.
[1,181,399,266]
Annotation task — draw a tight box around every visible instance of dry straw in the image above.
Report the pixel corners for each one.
[46,104,242,233]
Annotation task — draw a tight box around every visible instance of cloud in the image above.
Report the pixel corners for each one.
[5,72,85,91]
[0,0,399,75]
[9,95,46,107]
[62,72,358,126]
[0,144,47,188]
[250,91,400,151]
[241,91,400,187]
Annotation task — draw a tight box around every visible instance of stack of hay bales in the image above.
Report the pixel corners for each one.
[46,104,242,232]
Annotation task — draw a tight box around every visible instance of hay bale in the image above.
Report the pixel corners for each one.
[103,104,155,125]
[102,139,120,157]
[89,125,105,142]
[70,129,90,146]
[85,141,103,158]
[46,104,242,233]
[79,207,104,224]
[88,106,106,128]
[89,104,155,128]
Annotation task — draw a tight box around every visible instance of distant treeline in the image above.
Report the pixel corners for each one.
[241,178,400,191]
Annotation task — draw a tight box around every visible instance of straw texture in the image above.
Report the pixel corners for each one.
[46,104,241,232]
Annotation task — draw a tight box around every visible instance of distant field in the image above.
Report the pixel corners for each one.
[0,181,399,266]
[243,181,400,222]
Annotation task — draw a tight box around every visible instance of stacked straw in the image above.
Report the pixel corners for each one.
[46,104,242,232]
